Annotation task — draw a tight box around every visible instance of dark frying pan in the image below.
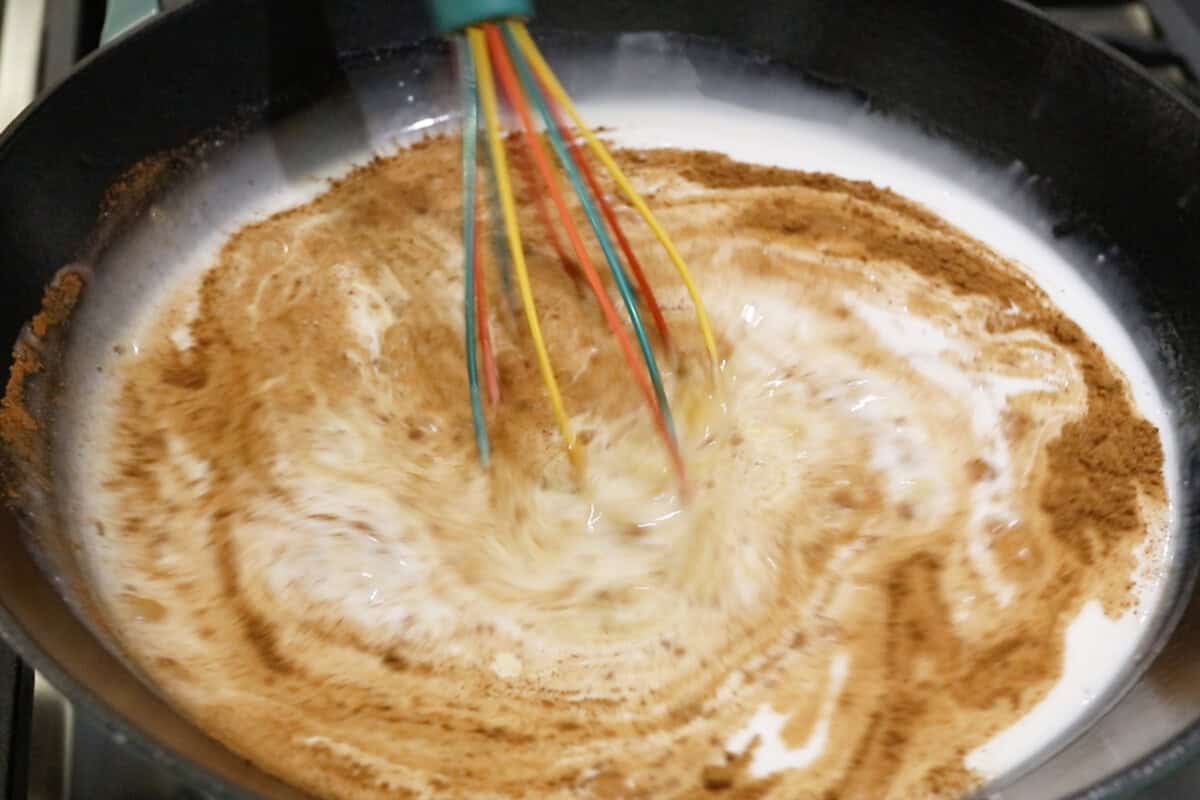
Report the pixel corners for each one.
[2,1,1200,797]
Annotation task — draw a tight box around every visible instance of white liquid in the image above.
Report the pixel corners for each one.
[575,96,1178,779]
[56,37,1177,792]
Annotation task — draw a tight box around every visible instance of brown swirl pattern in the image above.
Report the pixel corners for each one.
[79,137,1166,799]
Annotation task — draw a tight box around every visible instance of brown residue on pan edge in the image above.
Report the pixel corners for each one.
[80,139,1165,800]
[79,119,256,267]
[1,267,105,627]
[0,345,42,472]
[1,268,85,478]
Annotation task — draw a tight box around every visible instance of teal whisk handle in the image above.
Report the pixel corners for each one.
[428,0,534,35]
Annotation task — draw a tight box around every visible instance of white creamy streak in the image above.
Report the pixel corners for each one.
[727,652,851,777]
[56,79,1177,794]
[581,98,1177,780]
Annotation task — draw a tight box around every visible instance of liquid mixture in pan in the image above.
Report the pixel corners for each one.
[58,112,1170,800]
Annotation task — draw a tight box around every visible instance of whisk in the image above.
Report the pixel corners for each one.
[430,0,719,486]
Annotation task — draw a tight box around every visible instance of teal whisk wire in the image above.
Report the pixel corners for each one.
[500,22,679,444]
[480,118,517,313]
[457,36,490,464]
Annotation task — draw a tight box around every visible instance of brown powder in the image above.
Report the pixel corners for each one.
[0,346,42,469]
[8,139,1167,800]
[1,269,84,474]
[645,145,1162,605]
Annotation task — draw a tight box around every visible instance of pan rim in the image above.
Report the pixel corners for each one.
[1,1,1199,799]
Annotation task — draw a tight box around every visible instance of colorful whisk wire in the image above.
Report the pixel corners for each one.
[456,39,489,463]
[439,0,718,486]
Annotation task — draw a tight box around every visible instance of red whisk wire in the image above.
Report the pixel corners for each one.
[483,24,685,482]
[538,82,673,353]
[510,144,582,285]
[472,185,501,406]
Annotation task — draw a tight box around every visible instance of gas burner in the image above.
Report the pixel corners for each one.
[1034,1,1200,103]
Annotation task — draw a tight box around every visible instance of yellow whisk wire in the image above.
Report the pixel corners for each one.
[468,27,582,471]
[509,21,720,371]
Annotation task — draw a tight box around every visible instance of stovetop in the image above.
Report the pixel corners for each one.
[1,1,1199,799]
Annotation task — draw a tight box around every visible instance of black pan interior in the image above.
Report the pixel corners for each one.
[1,1,1199,798]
